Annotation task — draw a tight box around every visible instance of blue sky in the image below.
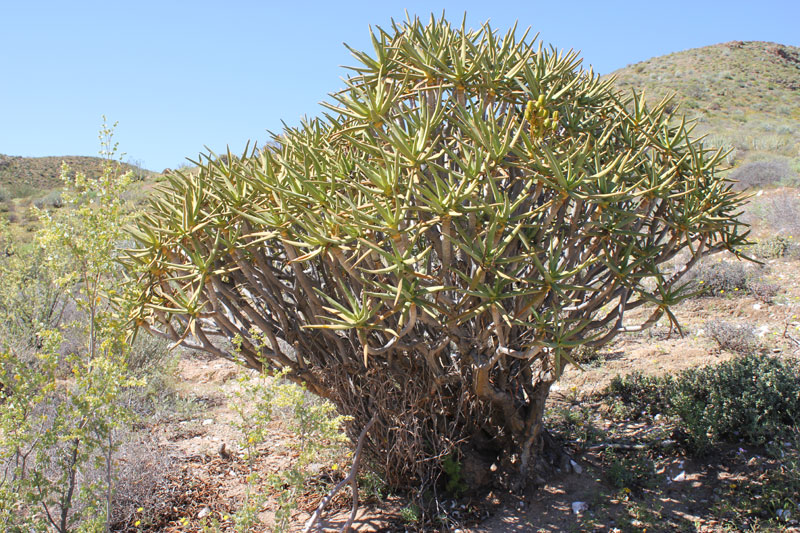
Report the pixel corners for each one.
[2,0,798,172]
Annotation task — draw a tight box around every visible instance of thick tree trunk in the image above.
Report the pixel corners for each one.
[324,352,563,494]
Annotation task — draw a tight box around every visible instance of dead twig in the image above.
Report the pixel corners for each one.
[302,413,377,533]
[585,439,676,451]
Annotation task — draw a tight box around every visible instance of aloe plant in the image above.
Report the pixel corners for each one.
[122,15,748,490]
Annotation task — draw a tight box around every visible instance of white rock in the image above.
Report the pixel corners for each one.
[756,325,770,338]
[571,501,589,514]
[197,507,211,519]
[673,471,686,482]
[202,418,214,426]
[570,459,583,474]
[752,303,762,311]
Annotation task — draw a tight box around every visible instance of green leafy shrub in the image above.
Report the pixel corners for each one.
[601,449,657,492]
[605,372,674,420]
[0,120,147,531]
[442,453,468,497]
[123,16,748,490]
[606,355,800,454]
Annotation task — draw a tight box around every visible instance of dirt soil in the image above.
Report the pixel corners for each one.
[122,253,800,532]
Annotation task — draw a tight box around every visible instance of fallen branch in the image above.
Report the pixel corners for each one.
[303,414,377,533]
[785,333,800,348]
[585,439,676,451]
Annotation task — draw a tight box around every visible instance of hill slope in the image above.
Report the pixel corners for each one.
[608,41,800,167]
[0,154,149,200]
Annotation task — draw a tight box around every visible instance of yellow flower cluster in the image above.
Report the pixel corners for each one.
[524,94,559,138]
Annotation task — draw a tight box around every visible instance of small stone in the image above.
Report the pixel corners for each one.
[752,303,762,311]
[571,501,589,514]
[570,459,583,474]
[202,418,214,426]
[673,471,686,482]
[197,507,211,519]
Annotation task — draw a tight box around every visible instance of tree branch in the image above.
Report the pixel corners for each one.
[302,414,377,533]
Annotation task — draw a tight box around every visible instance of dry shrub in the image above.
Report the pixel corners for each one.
[745,279,780,303]
[110,433,173,530]
[749,235,793,259]
[685,259,780,302]
[705,320,761,355]
[686,260,748,295]
[764,195,800,236]
[730,159,799,190]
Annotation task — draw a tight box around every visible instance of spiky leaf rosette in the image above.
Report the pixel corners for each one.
[122,16,748,489]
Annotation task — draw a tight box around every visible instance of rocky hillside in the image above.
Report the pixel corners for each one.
[0,153,149,200]
[607,41,800,169]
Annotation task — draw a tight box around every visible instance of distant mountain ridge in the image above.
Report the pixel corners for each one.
[607,41,800,165]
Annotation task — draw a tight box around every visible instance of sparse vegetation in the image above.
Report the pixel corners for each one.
[610,41,800,170]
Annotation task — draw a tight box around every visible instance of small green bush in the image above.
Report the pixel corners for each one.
[601,449,657,491]
[605,372,674,420]
[441,453,468,497]
[605,355,800,454]
[230,355,350,533]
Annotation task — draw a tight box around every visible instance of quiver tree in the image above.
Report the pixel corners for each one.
[122,16,748,491]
